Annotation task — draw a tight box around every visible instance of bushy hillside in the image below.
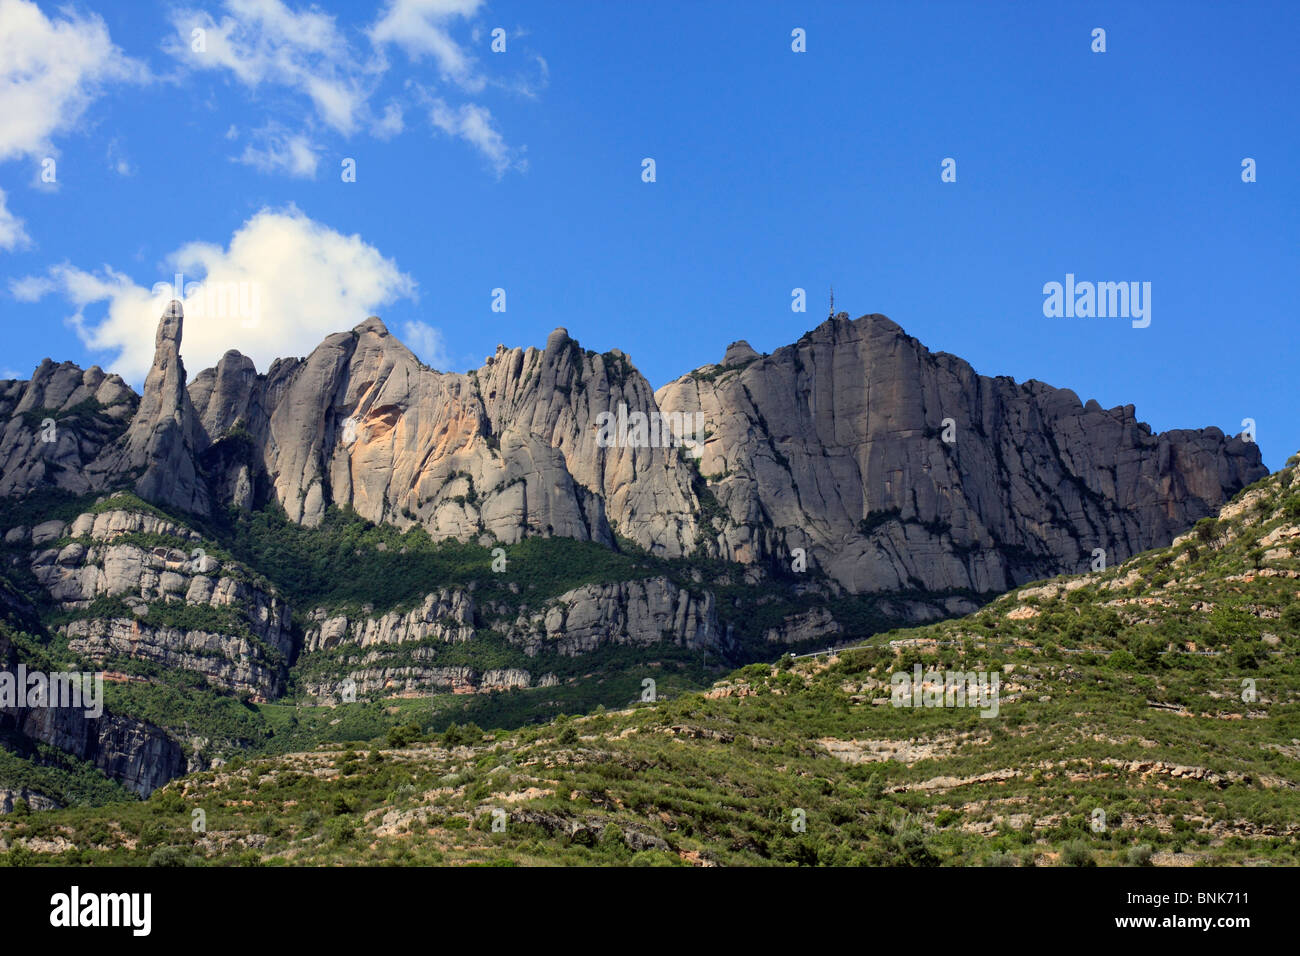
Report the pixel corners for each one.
[0,486,963,798]
[3,454,1295,866]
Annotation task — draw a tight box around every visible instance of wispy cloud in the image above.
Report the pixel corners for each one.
[400,320,450,369]
[234,123,321,178]
[163,0,531,178]
[0,0,148,162]
[427,96,520,176]
[8,272,53,300]
[17,206,419,384]
[0,187,29,251]
[368,0,486,92]
[164,0,375,135]
[371,100,405,140]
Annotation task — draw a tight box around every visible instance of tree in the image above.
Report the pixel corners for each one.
[1134,636,1165,669]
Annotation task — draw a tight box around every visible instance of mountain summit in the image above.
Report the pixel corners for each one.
[0,305,1265,597]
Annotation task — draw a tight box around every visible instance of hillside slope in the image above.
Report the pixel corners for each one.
[4,454,1295,866]
[0,304,1271,805]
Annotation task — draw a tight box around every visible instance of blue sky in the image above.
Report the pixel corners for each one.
[1,0,1296,469]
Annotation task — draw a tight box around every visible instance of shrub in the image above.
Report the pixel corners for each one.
[150,789,185,814]
[1134,636,1165,669]
[326,818,355,844]
[147,846,187,867]
[893,827,938,867]
[1231,641,1261,670]
[442,722,484,747]
[1061,840,1095,867]
[386,723,421,748]
[1126,844,1154,867]
[1108,649,1137,671]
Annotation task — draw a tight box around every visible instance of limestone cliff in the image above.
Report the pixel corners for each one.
[656,313,1266,593]
[0,305,1267,597]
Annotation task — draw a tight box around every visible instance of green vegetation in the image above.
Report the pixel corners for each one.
[0,739,132,809]
[2,459,1296,866]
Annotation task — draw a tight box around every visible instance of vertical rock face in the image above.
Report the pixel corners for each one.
[187,318,698,553]
[474,329,698,554]
[0,305,1267,595]
[0,630,185,797]
[0,362,137,496]
[655,313,1267,593]
[0,705,187,797]
[89,301,210,514]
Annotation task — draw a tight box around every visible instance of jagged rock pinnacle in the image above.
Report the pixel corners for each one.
[156,300,183,348]
[545,328,571,353]
[722,340,760,367]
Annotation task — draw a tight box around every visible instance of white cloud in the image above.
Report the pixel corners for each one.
[427,97,518,176]
[235,124,320,177]
[0,0,147,162]
[166,0,373,134]
[29,207,418,385]
[107,138,133,176]
[9,273,53,301]
[166,0,530,178]
[371,101,404,140]
[369,0,485,91]
[0,188,29,250]
[399,320,449,369]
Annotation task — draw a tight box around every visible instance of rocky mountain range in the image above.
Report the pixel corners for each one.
[0,303,1268,800]
[0,303,1265,593]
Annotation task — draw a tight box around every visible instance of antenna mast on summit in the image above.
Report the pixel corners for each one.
[829,286,834,318]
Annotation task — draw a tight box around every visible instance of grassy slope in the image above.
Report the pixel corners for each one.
[2,457,1296,866]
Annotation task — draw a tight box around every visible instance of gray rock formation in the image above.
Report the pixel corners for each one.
[502,577,718,657]
[656,313,1266,593]
[0,787,61,813]
[0,629,185,796]
[0,362,136,496]
[1,704,186,796]
[1,305,1266,598]
[25,503,294,697]
[303,590,475,653]
[186,317,698,554]
[303,665,538,701]
[87,301,210,514]
[297,576,720,700]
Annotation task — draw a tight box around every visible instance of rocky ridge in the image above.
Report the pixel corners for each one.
[1,304,1264,596]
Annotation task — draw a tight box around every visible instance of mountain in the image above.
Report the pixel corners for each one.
[0,304,1268,803]
[1,305,1263,591]
[658,313,1264,593]
[4,450,1296,865]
